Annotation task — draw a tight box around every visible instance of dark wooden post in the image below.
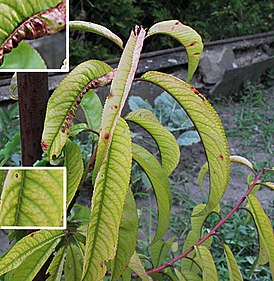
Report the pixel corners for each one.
[17,73,49,166]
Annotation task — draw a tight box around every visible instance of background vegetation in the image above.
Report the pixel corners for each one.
[69,0,273,64]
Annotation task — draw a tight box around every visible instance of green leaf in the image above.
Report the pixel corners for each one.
[126,109,180,176]
[141,71,230,216]
[80,90,103,132]
[0,133,20,166]
[0,41,46,69]
[198,162,208,193]
[150,237,175,267]
[195,245,219,281]
[65,243,84,281]
[70,123,87,139]
[81,118,132,281]
[111,189,138,281]
[0,169,64,227]
[64,140,83,207]
[42,60,113,160]
[147,20,203,81]
[46,246,66,281]
[223,243,243,281]
[182,204,219,272]
[246,194,274,275]
[132,143,171,244]
[7,237,61,281]
[0,230,64,276]
[128,252,152,281]
[70,21,123,49]
[174,268,187,281]
[93,26,146,183]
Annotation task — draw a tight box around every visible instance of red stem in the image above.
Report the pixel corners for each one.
[146,168,268,275]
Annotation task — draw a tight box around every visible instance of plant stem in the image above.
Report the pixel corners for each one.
[146,168,268,275]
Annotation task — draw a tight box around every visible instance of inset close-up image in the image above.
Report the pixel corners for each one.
[0,167,66,229]
[0,0,68,71]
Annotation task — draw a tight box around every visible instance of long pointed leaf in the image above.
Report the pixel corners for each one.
[111,189,138,280]
[223,243,243,281]
[65,243,84,281]
[195,245,219,281]
[46,246,66,281]
[128,252,152,281]
[0,169,64,227]
[132,143,171,244]
[70,21,123,49]
[81,118,132,281]
[93,26,146,182]
[246,194,274,275]
[42,60,114,160]
[126,109,180,176]
[0,230,64,276]
[141,71,230,216]
[64,140,83,207]
[147,20,203,81]
[7,237,61,281]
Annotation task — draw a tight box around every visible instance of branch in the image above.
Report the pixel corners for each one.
[146,168,270,275]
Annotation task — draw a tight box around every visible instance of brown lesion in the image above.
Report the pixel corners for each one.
[0,0,66,65]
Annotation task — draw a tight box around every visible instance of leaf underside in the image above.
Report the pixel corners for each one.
[141,71,230,216]
[0,169,64,227]
[82,118,132,281]
[126,108,180,176]
[46,246,66,281]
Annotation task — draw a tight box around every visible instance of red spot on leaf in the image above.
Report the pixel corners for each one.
[219,155,224,161]
[108,90,114,99]
[41,140,48,151]
[193,52,200,56]
[190,86,200,95]
[188,42,198,47]
[103,133,110,141]
[175,21,179,25]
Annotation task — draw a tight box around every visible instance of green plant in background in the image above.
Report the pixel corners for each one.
[69,0,273,64]
[0,102,21,166]
[0,0,66,69]
[128,92,200,146]
[0,19,273,281]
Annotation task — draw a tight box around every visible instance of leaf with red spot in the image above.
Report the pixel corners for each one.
[42,60,113,160]
[146,20,203,82]
[141,71,230,216]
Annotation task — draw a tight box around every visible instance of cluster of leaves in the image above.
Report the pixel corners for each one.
[69,0,273,64]
[0,18,273,281]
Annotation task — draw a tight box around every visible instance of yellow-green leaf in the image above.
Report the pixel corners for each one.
[70,21,123,49]
[230,155,255,172]
[246,194,274,275]
[223,243,243,281]
[81,118,132,281]
[128,252,152,281]
[126,109,180,176]
[111,189,138,281]
[46,246,66,281]
[195,245,219,281]
[7,237,61,281]
[146,20,203,81]
[93,26,146,183]
[65,243,84,281]
[64,140,83,207]
[142,71,230,216]
[0,230,64,276]
[198,162,208,192]
[132,143,171,244]
[0,169,64,227]
[42,60,113,160]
